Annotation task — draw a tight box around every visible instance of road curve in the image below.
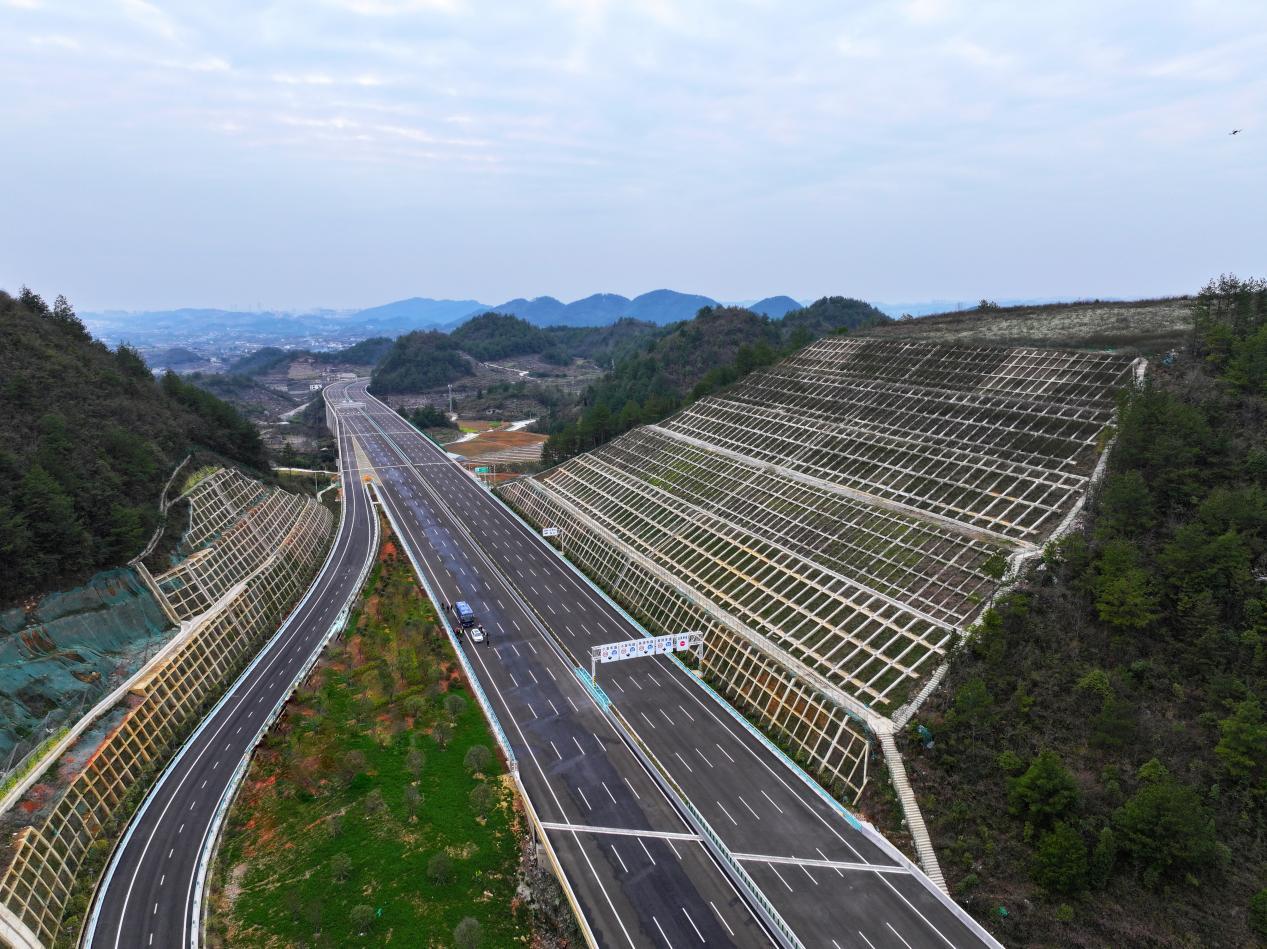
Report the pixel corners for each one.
[85,381,375,949]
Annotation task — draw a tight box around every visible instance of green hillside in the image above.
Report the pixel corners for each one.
[370,330,472,394]
[541,297,888,464]
[894,276,1267,946]
[0,287,268,604]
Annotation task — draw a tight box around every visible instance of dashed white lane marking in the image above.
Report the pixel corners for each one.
[550,740,563,760]
[716,802,738,826]
[887,922,916,949]
[673,751,694,773]
[761,789,784,813]
[768,863,794,892]
[602,780,618,803]
[572,736,586,756]
[624,777,641,799]
[652,916,675,948]
[681,907,705,942]
[638,837,656,866]
[710,901,736,938]
[737,795,760,820]
[577,787,592,811]
[611,844,629,873]
[817,847,846,877]
[714,742,736,764]
[694,747,714,768]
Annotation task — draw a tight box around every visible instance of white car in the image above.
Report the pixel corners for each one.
[469,624,486,644]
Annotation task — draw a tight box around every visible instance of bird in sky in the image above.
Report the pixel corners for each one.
[1230,129,1242,135]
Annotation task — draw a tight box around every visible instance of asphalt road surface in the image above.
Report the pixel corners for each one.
[343,382,998,949]
[86,381,376,949]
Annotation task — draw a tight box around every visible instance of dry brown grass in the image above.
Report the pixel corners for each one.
[859,297,1193,354]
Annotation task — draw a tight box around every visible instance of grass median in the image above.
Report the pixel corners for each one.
[207,522,565,947]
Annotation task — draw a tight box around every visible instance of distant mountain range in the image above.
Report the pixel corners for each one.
[83,289,810,347]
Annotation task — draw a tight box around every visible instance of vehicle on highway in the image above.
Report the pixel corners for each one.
[453,600,477,627]
[469,624,487,644]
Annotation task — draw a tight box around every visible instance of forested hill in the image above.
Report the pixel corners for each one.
[0,288,268,604]
[370,330,472,394]
[897,276,1267,946]
[541,296,888,463]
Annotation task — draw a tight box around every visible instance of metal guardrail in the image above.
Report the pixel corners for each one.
[191,471,380,946]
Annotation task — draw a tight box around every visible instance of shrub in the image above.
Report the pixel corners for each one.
[1009,750,1080,829]
[330,852,352,883]
[350,904,374,932]
[454,916,484,948]
[444,693,468,718]
[1031,822,1088,895]
[464,745,493,774]
[470,783,494,815]
[427,851,453,885]
[1113,760,1228,886]
[1249,888,1267,938]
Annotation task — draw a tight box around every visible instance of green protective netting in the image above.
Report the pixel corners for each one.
[0,568,174,765]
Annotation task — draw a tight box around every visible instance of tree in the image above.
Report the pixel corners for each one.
[1215,696,1267,785]
[433,721,455,748]
[1096,470,1156,538]
[405,746,425,779]
[404,785,422,817]
[464,745,492,774]
[1088,827,1117,889]
[469,783,494,815]
[444,693,467,718]
[1092,539,1160,629]
[330,852,352,883]
[1250,888,1267,939]
[454,916,484,948]
[1009,750,1080,829]
[1113,760,1228,886]
[1030,822,1088,895]
[427,851,453,885]
[349,904,375,933]
[364,788,386,816]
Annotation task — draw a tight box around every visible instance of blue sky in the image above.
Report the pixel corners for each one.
[1,0,1263,311]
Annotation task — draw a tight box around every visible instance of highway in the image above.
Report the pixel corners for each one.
[343,381,999,949]
[85,381,377,949]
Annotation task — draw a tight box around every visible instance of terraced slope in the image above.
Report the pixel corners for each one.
[499,338,1138,797]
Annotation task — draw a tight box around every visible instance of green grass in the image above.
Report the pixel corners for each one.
[210,534,532,948]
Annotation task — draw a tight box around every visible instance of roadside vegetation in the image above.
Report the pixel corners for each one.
[897,276,1267,946]
[0,287,268,605]
[209,528,570,947]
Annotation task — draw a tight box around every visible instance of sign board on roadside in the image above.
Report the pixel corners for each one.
[475,466,490,474]
[591,631,704,665]
[542,527,560,537]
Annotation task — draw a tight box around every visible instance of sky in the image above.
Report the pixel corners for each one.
[1,0,1264,312]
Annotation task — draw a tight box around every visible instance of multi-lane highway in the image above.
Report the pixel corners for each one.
[85,381,376,949]
[342,381,999,949]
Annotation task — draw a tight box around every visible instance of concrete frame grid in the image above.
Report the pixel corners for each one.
[157,490,311,619]
[498,479,873,797]
[0,474,332,949]
[496,338,1138,816]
